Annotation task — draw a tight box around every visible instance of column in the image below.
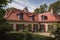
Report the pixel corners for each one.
[45,24,48,32]
[31,24,33,32]
[13,24,16,31]
[38,24,40,32]
[31,24,34,32]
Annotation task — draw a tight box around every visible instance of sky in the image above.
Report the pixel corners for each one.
[6,0,57,12]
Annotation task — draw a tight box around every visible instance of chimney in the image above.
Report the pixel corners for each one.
[51,7,54,14]
[23,7,29,13]
[50,6,54,15]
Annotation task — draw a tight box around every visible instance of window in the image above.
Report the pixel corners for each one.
[16,24,24,31]
[33,24,38,32]
[41,15,47,20]
[39,24,45,32]
[29,15,34,20]
[17,13,23,19]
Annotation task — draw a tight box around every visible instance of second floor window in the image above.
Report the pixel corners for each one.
[41,15,47,20]
[29,15,34,20]
[17,13,23,19]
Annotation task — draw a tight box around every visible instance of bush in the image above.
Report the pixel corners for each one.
[52,28,60,40]
[0,32,54,40]
[33,34,54,40]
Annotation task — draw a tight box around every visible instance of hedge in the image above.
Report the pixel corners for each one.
[0,32,54,40]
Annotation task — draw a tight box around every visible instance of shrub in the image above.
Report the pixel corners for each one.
[0,32,54,40]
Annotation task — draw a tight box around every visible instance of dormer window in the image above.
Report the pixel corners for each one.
[41,15,47,20]
[29,15,34,20]
[17,13,23,19]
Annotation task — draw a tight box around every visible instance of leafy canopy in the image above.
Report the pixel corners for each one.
[34,4,48,13]
[48,1,60,13]
[0,0,12,32]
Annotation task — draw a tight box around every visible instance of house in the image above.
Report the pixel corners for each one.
[4,7,60,33]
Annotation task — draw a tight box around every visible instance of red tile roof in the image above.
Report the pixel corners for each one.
[4,8,60,22]
[4,8,39,22]
[38,12,60,22]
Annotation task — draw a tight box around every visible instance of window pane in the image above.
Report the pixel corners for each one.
[33,24,38,32]
[17,13,23,19]
[16,24,24,31]
[39,24,45,32]
[29,15,34,20]
[41,15,47,20]
[19,14,23,19]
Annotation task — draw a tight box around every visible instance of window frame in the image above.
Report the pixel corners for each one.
[41,15,47,20]
[17,13,23,19]
[29,15,34,21]
[16,24,24,31]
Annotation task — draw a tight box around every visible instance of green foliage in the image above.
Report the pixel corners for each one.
[52,24,60,35]
[23,24,32,32]
[48,1,60,13]
[0,33,54,40]
[33,34,54,40]
[0,0,12,17]
[27,24,32,31]
[34,8,40,13]
[51,23,60,40]
[0,0,12,33]
[0,0,12,7]
[34,4,48,13]
[0,18,13,32]
[52,27,60,40]
[0,9,6,18]
[34,1,60,14]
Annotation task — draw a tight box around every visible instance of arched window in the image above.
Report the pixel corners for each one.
[41,15,47,20]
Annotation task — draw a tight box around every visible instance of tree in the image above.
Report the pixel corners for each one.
[52,27,60,40]
[0,0,12,17]
[34,4,48,13]
[48,1,60,13]
[0,0,12,40]
[51,23,60,40]
[57,0,60,1]
[34,8,40,13]
[0,0,12,33]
